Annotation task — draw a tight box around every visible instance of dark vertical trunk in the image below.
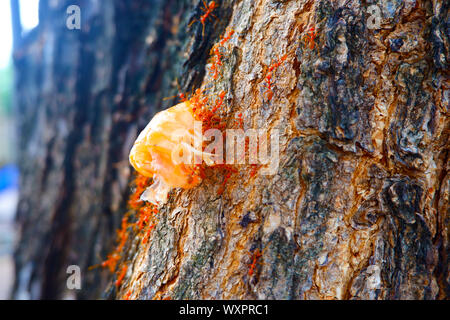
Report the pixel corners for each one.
[12,0,215,299]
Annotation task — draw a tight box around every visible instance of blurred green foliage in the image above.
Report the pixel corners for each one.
[0,64,12,116]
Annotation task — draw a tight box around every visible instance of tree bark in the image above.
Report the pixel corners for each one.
[12,0,449,300]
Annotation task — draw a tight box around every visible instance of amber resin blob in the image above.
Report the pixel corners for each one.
[129,101,203,205]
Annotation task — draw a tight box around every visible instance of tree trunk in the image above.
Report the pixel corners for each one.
[12,0,449,300]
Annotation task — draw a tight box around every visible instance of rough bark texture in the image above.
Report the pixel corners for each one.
[12,0,449,300]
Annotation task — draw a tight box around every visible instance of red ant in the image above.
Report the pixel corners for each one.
[163,79,189,103]
[115,264,128,288]
[234,113,243,129]
[219,28,234,47]
[189,1,218,36]
[88,216,130,273]
[303,26,318,50]
[249,164,260,177]
[248,248,264,277]
[136,205,158,231]
[216,165,237,195]
[123,290,132,300]
[262,54,288,101]
[209,28,234,80]
[88,252,121,273]
[211,91,226,113]
[142,224,156,244]
[163,92,187,103]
